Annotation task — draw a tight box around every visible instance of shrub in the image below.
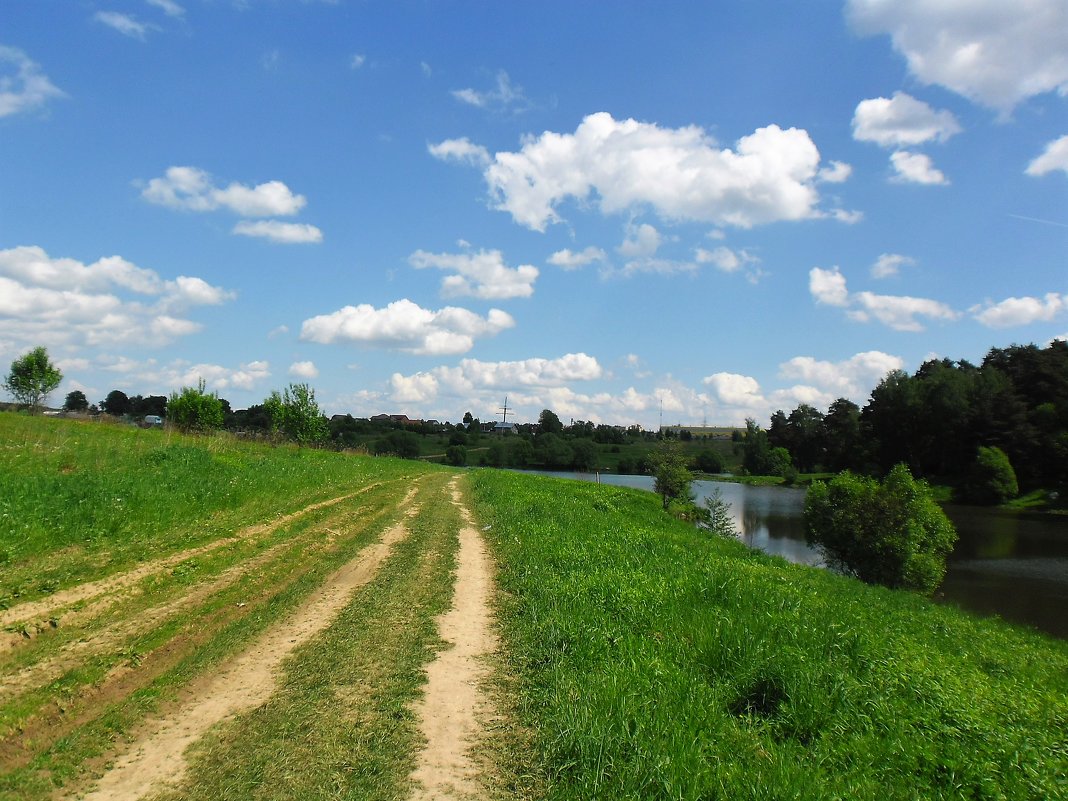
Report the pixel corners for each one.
[167,379,224,433]
[804,464,957,594]
[445,445,467,466]
[963,445,1018,504]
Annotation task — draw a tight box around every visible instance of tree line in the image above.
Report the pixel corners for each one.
[747,341,1067,501]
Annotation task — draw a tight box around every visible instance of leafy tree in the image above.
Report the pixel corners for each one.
[101,389,131,417]
[651,441,693,510]
[804,464,957,594]
[63,390,89,412]
[699,488,738,538]
[264,383,328,445]
[167,379,224,432]
[964,446,1018,504]
[570,439,599,471]
[741,419,791,476]
[823,398,863,472]
[4,346,62,412]
[445,445,467,466]
[693,449,724,474]
[534,432,573,469]
[373,430,420,458]
[538,408,563,435]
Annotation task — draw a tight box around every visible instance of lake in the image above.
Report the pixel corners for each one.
[520,471,1068,640]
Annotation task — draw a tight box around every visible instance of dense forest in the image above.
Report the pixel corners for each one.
[756,341,1067,497]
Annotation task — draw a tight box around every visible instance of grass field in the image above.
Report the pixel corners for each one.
[2,413,1066,800]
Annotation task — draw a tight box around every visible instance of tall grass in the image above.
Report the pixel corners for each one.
[0,414,427,606]
[472,470,1068,800]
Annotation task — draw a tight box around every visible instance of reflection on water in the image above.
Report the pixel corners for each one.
[518,470,1068,639]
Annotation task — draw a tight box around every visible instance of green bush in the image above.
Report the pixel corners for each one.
[167,379,224,432]
[804,464,957,594]
[964,445,1018,504]
[445,444,466,466]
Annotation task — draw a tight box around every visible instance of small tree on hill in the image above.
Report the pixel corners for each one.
[167,379,224,432]
[4,346,62,413]
[63,390,89,412]
[264,383,328,445]
[101,389,131,417]
[804,464,957,594]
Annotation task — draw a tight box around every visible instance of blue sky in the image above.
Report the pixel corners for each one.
[2,1,1066,428]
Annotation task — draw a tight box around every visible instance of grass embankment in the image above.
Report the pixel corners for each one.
[0,414,460,800]
[472,470,1068,800]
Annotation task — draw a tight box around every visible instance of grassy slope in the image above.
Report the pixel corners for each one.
[472,469,1068,801]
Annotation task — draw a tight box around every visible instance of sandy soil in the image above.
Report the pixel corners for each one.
[69,490,417,801]
[408,478,499,801]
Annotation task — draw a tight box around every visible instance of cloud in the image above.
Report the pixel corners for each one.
[427,137,491,167]
[232,220,323,244]
[847,0,1068,112]
[94,11,155,40]
[0,245,234,349]
[695,245,759,274]
[0,47,65,118]
[99,357,271,394]
[871,253,916,279]
[299,298,515,355]
[146,0,185,18]
[703,372,765,408]
[451,70,528,112]
[350,53,366,70]
[459,112,837,231]
[971,292,1067,328]
[388,353,603,405]
[818,160,853,183]
[1026,135,1068,177]
[890,151,949,184]
[408,248,538,299]
[289,360,319,379]
[809,266,959,331]
[142,166,307,217]
[547,246,607,271]
[617,223,662,259]
[852,92,961,147]
[779,351,905,398]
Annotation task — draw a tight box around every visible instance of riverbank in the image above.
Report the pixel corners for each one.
[473,469,1068,799]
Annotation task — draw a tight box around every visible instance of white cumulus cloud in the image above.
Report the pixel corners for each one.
[871,253,916,279]
[779,351,905,399]
[695,246,759,274]
[547,247,607,271]
[142,166,307,217]
[1026,135,1068,177]
[408,248,538,299]
[289,360,319,379]
[456,112,838,231]
[890,151,949,184]
[809,266,959,331]
[852,92,961,147]
[427,137,491,166]
[233,220,323,244]
[848,0,1068,113]
[971,292,1067,328]
[0,47,65,118]
[818,160,853,183]
[94,11,155,40]
[299,299,515,355]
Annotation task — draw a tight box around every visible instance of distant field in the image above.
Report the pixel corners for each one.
[2,413,1065,800]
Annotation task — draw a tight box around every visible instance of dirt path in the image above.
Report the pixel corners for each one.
[73,493,417,801]
[408,478,499,801]
[1,487,377,638]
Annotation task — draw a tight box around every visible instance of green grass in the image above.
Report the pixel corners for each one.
[471,469,1068,801]
[0,414,425,608]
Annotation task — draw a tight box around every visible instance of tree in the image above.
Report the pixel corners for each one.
[804,464,957,594]
[538,408,563,435]
[63,390,89,412]
[823,398,862,472]
[167,379,224,432]
[700,488,738,538]
[445,445,467,466]
[101,389,131,417]
[964,446,1018,504]
[694,449,724,474]
[650,441,694,510]
[4,347,62,413]
[265,383,328,445]
[570,439,599,471]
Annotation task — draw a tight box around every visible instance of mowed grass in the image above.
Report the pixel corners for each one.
[0,414,426,608]
[471,470,1068,801]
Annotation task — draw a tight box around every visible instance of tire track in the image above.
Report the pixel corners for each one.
[409,477,499,801]
[72,487,421,801]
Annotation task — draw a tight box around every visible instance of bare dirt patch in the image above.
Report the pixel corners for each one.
[408,478,499,801]
[73,509,415,801]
